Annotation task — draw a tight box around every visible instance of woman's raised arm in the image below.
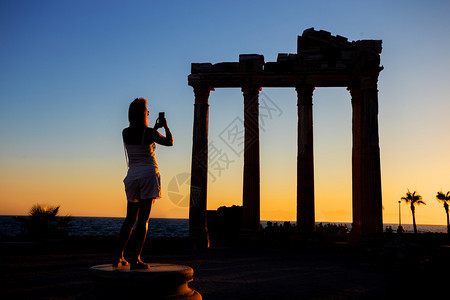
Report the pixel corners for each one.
[152,121,173,146]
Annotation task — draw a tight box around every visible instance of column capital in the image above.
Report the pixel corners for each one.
[295,84,315,94]
[193,85,214,104]
[296,85,314,106]
[347,82,360,91]
[347,85,362,106]
[241,85,262,96]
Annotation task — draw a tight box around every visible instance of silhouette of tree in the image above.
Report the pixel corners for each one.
[436,191,450,239]
[14,204,72,239]
[401,190,426,235]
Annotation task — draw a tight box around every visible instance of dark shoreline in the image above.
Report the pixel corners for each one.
[1,215,448,239]
[1,234,449,299]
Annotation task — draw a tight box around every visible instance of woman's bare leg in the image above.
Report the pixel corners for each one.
[116,202,139,261]
[133,198,155,265]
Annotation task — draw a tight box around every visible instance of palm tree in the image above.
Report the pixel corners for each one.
[14,204,72,239]
[436,191,450,239]
[401,190,426,235]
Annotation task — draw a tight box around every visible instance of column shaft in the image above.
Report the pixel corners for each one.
[296,85,315,233]
[350,87,363,237]
[350,77,383,240]
[189,86,211,248]
[242,86,261,234]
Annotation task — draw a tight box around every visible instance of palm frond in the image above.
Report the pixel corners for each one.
[402,189,424,206]
[436,191,450,203]
[15,204,71,239]
[436,191,446,201]
[413,192,422,201]
[49,206,60,218]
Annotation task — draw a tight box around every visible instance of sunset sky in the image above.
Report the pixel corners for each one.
[1,0,450,226]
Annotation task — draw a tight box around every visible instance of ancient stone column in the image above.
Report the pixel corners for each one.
[349,77,383,240]
[349,86,363,238]
[189,85,211,248]
[296,85,315,234]
[241,85,261,236]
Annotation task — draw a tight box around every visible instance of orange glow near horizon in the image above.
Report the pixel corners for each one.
[1,171,449,227]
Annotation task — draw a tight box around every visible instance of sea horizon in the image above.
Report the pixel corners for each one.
[0,215,447,238]
[0,214,447,228]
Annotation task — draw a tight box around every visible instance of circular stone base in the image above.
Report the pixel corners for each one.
[88,263,201,299]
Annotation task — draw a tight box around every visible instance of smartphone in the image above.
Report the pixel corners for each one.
[158,112,165,126]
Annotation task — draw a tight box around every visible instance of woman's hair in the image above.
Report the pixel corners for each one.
[128,98,148,127]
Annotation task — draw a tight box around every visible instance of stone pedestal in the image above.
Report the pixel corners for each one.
[89,263,201,299]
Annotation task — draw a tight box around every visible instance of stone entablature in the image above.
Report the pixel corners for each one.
[188,28,382,88]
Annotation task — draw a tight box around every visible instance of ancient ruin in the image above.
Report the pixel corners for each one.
[188,28,383,247]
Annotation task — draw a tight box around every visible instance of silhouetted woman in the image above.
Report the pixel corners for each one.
[114,98,173,269]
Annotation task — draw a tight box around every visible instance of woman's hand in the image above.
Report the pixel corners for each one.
[152,119,173,146]
[154,118,167,129]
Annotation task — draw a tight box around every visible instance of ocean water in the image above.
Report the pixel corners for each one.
[0,215,446,238]
[0,216,189,238]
